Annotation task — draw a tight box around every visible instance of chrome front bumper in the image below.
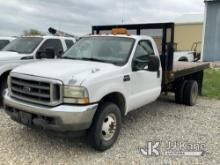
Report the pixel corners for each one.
[3,90,98,131]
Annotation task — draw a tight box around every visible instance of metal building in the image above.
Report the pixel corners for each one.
[174,14,203,52]
[203,0,220,61]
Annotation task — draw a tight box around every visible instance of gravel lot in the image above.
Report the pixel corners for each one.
[0,96,219,165]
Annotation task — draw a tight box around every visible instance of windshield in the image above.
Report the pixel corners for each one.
[62,36,135,65]
[3,37,43,54]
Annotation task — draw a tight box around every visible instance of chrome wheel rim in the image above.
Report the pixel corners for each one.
[101,113,117,141]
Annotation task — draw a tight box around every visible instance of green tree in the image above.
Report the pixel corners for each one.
[22,29,45,36]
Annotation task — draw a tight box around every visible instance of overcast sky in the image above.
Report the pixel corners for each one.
[0,0,204,36]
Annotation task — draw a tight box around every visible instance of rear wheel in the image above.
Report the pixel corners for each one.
[183,80,198,106]
[89,102,121,151]
[175,80,187,104]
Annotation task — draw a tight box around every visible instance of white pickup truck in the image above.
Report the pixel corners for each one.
[3,23,209,151]
[174,51,196,62]
[173,42,201,62]
[0,36,75,104]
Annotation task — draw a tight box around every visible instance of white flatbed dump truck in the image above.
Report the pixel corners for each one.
[3,23,209,151]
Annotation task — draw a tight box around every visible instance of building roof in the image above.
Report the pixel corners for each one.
[20,35,75,40]
[174,14,204,24]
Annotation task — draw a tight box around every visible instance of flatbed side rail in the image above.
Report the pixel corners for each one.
[173,62,210,79]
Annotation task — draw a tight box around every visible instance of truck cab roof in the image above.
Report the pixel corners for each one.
[0,37,16,41]
[20,35,75,40]
[88,34,154,41]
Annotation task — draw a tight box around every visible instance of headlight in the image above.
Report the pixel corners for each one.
[63,86,89,104]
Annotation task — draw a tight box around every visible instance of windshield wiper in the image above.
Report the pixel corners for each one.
[62,56,118,65]
[62,56,79,60]
[82,58,122,66]
[6,50,17,52]
[80,57,108,63]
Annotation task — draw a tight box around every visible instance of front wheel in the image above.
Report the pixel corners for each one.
[89,102,121,151]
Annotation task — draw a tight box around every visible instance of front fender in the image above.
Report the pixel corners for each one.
[0,63,20,76]
[87,82,128,111]
[0,60,34,76]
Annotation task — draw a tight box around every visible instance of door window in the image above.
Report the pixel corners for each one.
[132,40,155,70]
[65,40,74,49]
[134,40,154,59]
[39,39,63,56]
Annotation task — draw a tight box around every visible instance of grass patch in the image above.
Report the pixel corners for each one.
[203,68,220,99]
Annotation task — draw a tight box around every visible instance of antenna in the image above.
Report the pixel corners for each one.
[121,0,125,24]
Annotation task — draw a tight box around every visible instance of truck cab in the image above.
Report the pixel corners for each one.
[0,36,76,104]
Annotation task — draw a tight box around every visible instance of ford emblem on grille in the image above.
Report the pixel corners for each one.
[23,86,31,93]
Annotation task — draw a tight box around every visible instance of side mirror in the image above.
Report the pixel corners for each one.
[36,47,55,59]
[45,48,55,59]
[132,56,149,71]
[147,55,160,72]
[132,55,160,72]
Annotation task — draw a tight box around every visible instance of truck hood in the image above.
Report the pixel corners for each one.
[12,59,119,85]
[0,51,26,61]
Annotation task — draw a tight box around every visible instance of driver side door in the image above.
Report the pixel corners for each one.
[128,40,162,111]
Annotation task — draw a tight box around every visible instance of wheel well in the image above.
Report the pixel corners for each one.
[0,71,10,85]
[178,57,188,62]
[99,92,126,116]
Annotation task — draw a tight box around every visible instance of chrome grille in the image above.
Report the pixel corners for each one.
[10,73,62,106]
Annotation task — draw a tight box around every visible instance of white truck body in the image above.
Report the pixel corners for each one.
[0,36,75,75]
[3,31,205,150]
[173,42,201,62]
[174,51,195,62]
[7,35,161,110]
[4,34,161,127]
[0,36,75,105]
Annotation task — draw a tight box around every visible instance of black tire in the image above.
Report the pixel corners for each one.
[183,80,198,106]
[89,102,121,151]
[175,80,187,104]
[0,77,7,106]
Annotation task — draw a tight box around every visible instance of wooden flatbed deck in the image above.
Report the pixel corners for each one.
[173,62,210,78]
